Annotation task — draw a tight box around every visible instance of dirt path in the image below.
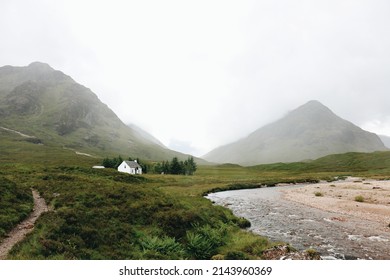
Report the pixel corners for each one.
[62,147,97,158]
[0,126,36,138]
[0,189,49,259]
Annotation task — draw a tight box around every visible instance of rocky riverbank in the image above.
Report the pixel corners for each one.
[208,180,390,259]
[281,177,390,230]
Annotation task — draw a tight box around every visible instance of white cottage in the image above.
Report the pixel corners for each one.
[117,160,142,175]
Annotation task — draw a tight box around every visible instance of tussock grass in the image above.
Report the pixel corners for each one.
[354,195,365,203]
[0,177,33,242]
[2,139,390,259]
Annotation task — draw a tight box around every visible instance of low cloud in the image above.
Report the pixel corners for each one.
[1,0,389,154]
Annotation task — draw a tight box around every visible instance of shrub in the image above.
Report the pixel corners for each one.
[140,235,184,259]
[211,254,224,260]
[195,223,227,248]
[314,192,323,197]
[225,251,249,260]
[305,248,320,259]
[233,217,251,228]
[0,177,33,239]
[39,238,65,257]
[241,236,271,256]
[185,232,214,259]
[185,223,227,259]
[155,208,202,239]
[354,195,364,203]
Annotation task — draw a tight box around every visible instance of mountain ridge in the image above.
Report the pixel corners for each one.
[127,123,166,148]
[203,100,387,165]
[0,62,198,162]
[379,135,390,149]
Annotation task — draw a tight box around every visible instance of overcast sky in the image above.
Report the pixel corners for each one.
[1,0,390,156]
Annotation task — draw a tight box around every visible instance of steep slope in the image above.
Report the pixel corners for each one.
[128,123,166,148]
[379,135,390,149]
[204,100,387,165]
[0,62,192,161]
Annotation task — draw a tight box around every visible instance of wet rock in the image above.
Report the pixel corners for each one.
[211,254,225,260]
[24,224,34,230]
[330,216,347,222]
[262,245,321,260]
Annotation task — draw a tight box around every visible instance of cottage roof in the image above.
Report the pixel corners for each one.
[124,160,141,168]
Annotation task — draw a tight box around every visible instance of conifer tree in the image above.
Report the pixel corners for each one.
[170,157,182,174]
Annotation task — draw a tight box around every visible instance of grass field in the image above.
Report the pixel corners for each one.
[1,132,390,259]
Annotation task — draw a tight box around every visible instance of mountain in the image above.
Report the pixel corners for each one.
[203,100,387,165]
[128,123,166,148]
[0,62,194,161]
[379,135,390,149]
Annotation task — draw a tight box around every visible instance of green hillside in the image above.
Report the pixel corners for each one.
[250,151,390,176]
[0,141,273,260]
[0,62,197,161]
[2,131,390,260]
[1,63,390,260]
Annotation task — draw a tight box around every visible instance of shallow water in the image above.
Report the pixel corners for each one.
[207,185,390,259]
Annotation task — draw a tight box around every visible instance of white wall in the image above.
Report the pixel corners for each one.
[117,161,142,174]
[117,162,132,174]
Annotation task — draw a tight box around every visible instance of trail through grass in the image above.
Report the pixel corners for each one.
[1,136,390,259]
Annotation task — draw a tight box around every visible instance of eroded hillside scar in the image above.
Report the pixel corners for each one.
[0,189,49,259]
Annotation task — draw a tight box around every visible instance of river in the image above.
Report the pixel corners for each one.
[207,185,390,259]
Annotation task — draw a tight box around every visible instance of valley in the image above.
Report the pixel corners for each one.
[1,62,390,260]
[1,129,390,259]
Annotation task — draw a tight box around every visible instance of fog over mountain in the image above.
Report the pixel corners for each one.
[2,1,390,156]
[127,123,166,148]
[1,63,387,166]
[0,62,196,161]
[379,135,390,149]
[203,101,387,166]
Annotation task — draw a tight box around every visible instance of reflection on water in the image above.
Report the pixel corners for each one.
[207,186,390,260]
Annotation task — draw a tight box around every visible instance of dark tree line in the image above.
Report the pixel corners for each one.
[154,156,197,175]
[102,156,123,169]
[101,155,196,175]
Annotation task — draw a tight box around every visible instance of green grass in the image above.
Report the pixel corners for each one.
[1,134,390,259]
[250,151,390,177]
[5,165,265,260]
[354,195,365,203]
[0,177,33,241]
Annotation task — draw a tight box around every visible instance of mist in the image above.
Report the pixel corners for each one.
[1,0,390,155]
